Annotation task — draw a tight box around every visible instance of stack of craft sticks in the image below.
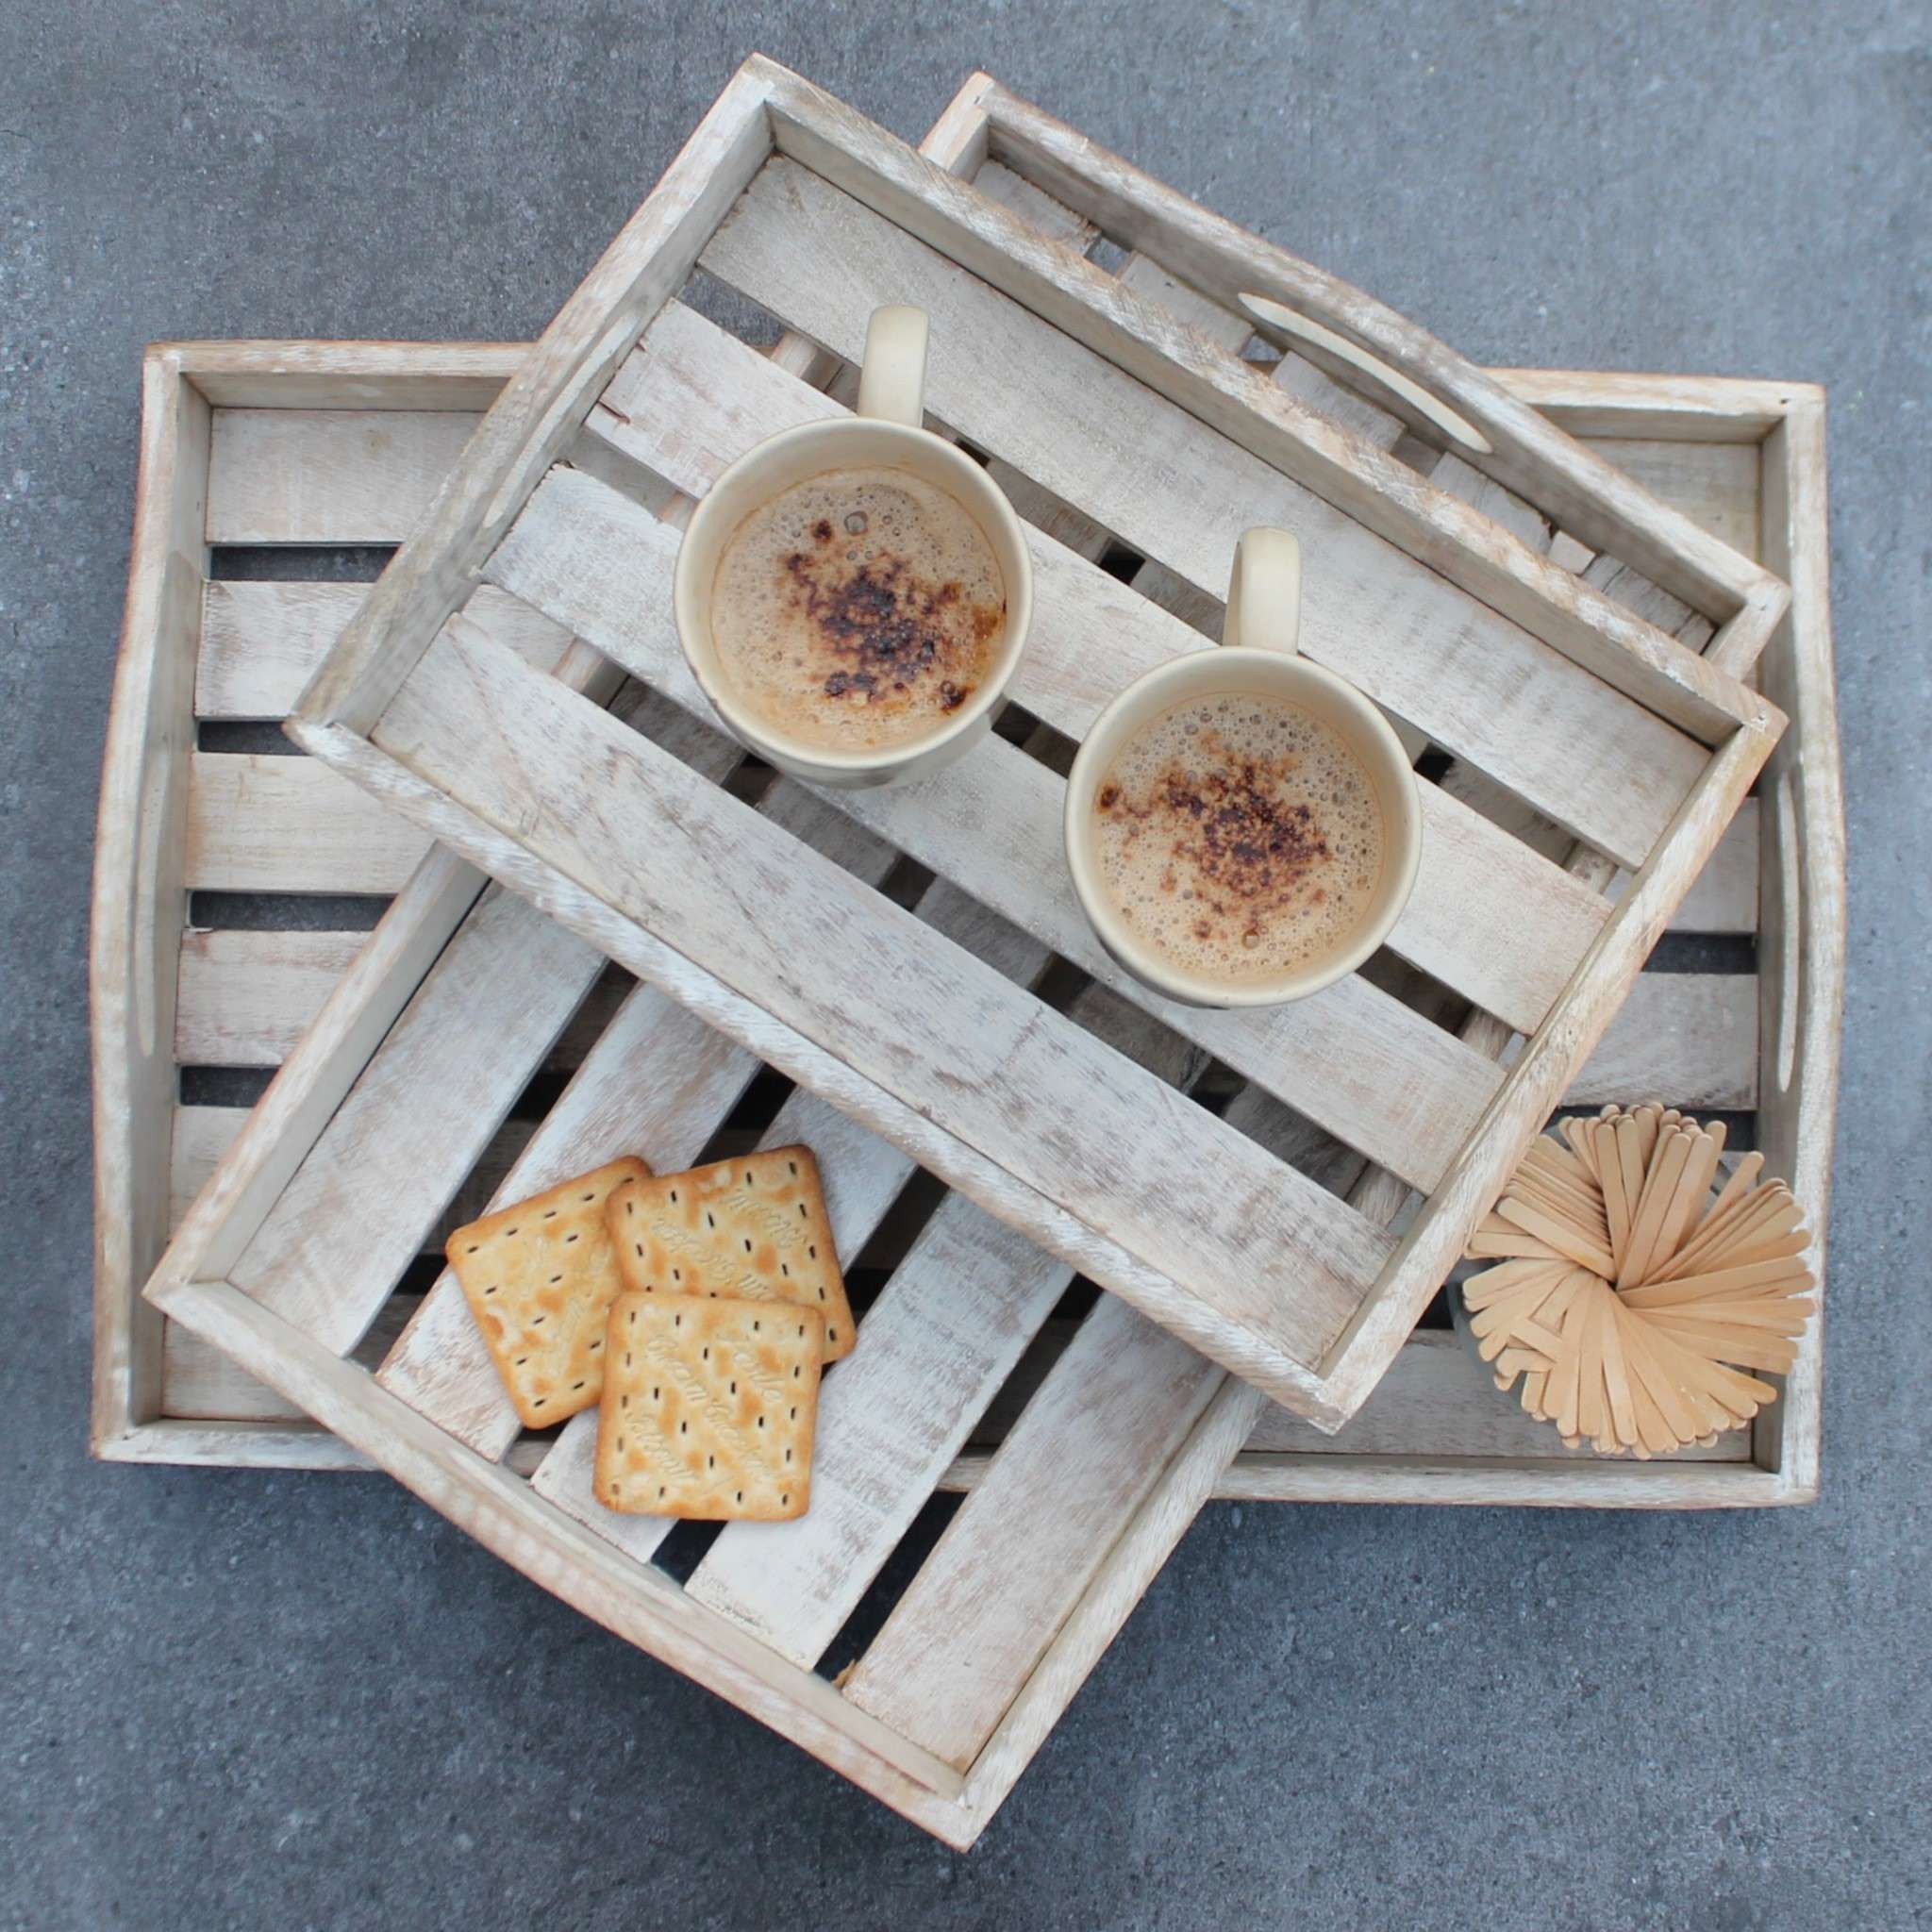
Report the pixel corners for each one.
[1462,1105,1814,1457]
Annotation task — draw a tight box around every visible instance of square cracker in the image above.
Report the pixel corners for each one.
[605,1144,855,1360]
[445,1156,650,1430]
[595,1293,824,1519]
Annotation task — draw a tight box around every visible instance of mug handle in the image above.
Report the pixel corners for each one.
[1224,526,1302,655]
[856,304,929,427]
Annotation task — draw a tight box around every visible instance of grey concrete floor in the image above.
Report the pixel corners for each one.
[5,2,1929,1926]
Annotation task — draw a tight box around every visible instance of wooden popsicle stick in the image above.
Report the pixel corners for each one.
[1618,1126,1692,1290]
[1469,1275,1575,1349]
[1494,1346,1557,1381]
[1636,1324,1798,1374]
[1642,1324,1776,1421]
[1592,1119,1634,1271]
[1530,1136,1598,1191]
[1614,1117,1647,1253]
[1648,1296,1813,1331]
[1621,1257,1815,1307]
[1507,1180,1611,1250]
[1721,1225,1811,1271]
[1465,1229,1564,1260]
[1692,1150,1766,1237]
[1574,1284,1607,1447]
[1497,1198,1616,1277]
[1515,1167,1611,1233]
[1616,1308,1707,1445]
[1516,1147,1605,1206]
[1460,1257,1571,1307]
[1513,1318,1569,1357]
[1521,1369,1550,1420]
[1665,1203,1802,1282]
[1659,1184,1793,1279]
[1549,1270,1593,1441]
[1647,1122,1724,1275]
[1619,1314,1677,1458]
[1599,1293,1639,1450]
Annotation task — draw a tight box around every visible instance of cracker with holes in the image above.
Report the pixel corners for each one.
[605,1144,856,1360]
[444,1157,651,1429]
[596,1293,824,1519]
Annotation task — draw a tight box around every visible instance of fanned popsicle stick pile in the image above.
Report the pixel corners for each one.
[1462,1105,1815,1457]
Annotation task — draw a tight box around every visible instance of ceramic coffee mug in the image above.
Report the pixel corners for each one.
[674,305,1033,789]
[1064,528,1423,1008]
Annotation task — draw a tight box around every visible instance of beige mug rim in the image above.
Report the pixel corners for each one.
[674,416,1033,779]
[1063,648,1424,1008]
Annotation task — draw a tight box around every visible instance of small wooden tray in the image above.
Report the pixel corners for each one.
[94,69,1841,1845]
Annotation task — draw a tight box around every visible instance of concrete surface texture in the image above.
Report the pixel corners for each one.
[4,1,1928,1925]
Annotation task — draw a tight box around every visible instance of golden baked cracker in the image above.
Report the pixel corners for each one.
[444,1157,651,1430]
[605,1144,855,1360]
[595,1293,824,1519]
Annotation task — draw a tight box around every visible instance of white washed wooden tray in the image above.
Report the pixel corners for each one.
[92,68,1840,1845]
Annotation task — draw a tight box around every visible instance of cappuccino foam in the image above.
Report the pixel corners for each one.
[708,466,1006,753]
[1091,693,1386,985]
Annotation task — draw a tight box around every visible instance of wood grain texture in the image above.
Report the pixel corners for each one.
[370,618,1394,1400]
[1319,720,1779,1422]
[291,58,774,736]
[1562,974,1757,1108]
[175,928,367,1065]
[962,1326,1745,1464]
[199,579,569,719]
[107,341,1832,1514]
[167,338,524,410]
[699,158,1709,866]
[148,1275,981,1845]
[186,753,432,893]
[1591,439,1763,564]
[206,409,485,544]
[526,1077,935,1568]
[1749,396,1841,1498]
[375,772,902,1458]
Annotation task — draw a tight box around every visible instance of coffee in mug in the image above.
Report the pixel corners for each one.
[1064,528,1422,1008]
[675,305,1034,790]
[1090,691,1387,987]
[708,465,1008,754]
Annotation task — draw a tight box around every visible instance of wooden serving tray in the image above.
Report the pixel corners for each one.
[93,69,1840,1845]
[196,59,1784,1426]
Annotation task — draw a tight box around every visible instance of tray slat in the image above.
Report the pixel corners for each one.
[206,408,482,545]
[186,753,431,893]
[199,580,568,720]
[698,157,1707,868]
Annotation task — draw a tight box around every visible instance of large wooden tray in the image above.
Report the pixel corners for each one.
[92,69,1840,1847]
[94,73,1839,1508]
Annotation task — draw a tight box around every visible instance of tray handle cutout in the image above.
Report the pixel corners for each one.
[1238,291,1493,456]
[1773,767,1803,1095]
